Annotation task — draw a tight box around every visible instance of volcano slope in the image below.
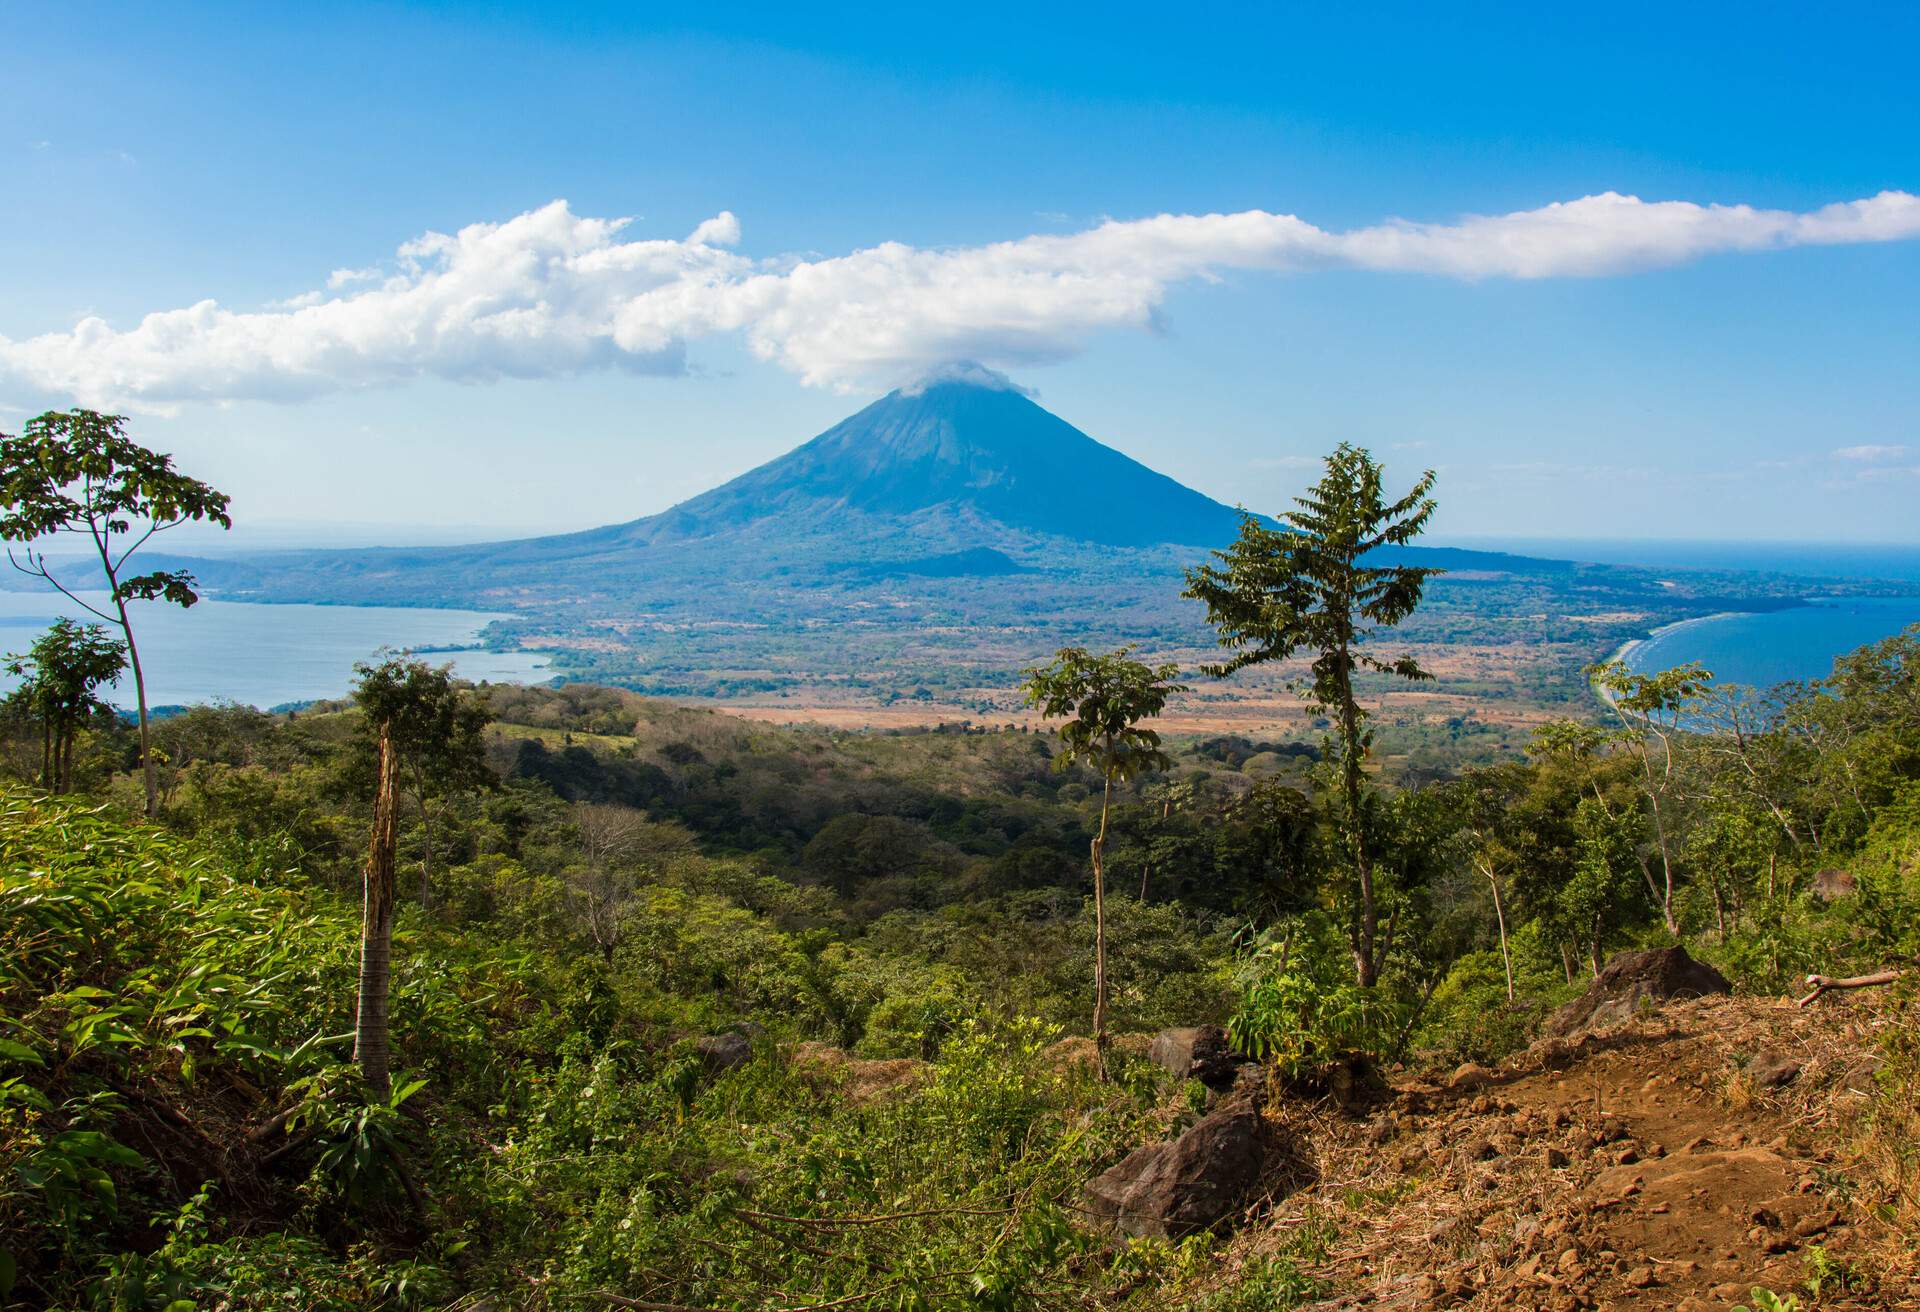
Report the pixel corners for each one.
[1201,992,1914,1311]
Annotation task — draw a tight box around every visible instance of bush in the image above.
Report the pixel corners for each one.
[1225,913,1405,1078]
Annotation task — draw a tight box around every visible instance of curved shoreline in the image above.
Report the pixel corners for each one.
[1603,595,1920,705]
[1598,604,1809,707]
[1608,608,1754,674]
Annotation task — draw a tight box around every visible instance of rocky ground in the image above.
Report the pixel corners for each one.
[1231,991,1913,1311]
[772,957,1913,1310]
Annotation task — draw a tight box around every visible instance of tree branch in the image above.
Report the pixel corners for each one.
[6,547,119,623]
[1795,969,1906,1007]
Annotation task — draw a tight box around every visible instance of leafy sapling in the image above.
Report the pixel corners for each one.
[0,410,231,815]
[1023,644,1184,1075]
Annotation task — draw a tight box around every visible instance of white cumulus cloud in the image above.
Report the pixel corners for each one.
[3,190,1918,407]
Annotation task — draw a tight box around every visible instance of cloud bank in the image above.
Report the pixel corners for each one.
[4,190,1918,407]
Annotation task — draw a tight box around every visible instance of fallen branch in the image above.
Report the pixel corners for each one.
[1796,969,1905,1007]
[243,1103,301,1145]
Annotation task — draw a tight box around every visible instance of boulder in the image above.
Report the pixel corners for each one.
[1081,1100,1278,1238]
[1545,947,1730,1037]
[696,1031,754,1073]
[1148,1025,1242,1088]
[1450,1062,1496,1092]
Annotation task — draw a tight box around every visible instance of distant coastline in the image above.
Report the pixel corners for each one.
[1611,595,1920,697]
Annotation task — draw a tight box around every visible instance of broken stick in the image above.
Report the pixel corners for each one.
[1795,969,1905,1007]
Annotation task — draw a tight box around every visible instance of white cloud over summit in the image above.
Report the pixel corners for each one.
[4,190,1918,408]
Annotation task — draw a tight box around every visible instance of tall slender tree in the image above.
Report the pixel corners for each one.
[1023,645,1183,1075]
[349,656,492,1093]
[1184,443,1439,988]
[351,653,491,914]
[0,411,231,816]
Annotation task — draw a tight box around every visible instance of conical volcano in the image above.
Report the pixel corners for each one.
[624,369,1246,548]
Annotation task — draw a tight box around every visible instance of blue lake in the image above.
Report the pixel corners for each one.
[1622,596,1920,689]
[0,589,553,710]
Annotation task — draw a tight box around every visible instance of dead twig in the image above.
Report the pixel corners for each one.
[1796,970,1906,1007]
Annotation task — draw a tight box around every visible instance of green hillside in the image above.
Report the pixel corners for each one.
[3,620,1919,1306]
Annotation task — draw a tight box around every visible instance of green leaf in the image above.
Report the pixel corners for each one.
[0,1038,43,1067]
[51,1129,146,1168]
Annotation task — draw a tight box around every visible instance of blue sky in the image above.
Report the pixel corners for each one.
[3,2,1917,545]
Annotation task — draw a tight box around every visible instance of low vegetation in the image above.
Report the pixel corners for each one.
[0,419,1915,1308]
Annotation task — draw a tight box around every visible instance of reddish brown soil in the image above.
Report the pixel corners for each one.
[1231,995,1912,1311]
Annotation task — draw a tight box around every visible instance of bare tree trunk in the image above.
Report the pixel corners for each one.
[41,713,53,791]
[1712,878,1728,940]
[1091,770,1113,1080]
[1560,942,1576,986]
[1646,785,1679,934]
[108,587,159,819]
[354,723,399,1096]
[1609,724,1679,935]
[1338,668,1377,988]
[1479,859,1514,1003]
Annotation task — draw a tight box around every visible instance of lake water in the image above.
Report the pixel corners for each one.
[1621,596,1920,690]
[0,589,553,710]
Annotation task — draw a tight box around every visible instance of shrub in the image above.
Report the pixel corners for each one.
[1225,913,1404,1078]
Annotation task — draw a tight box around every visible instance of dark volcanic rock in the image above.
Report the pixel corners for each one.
[1148,1025,1242,1088]
[1546,947,1731,1037]
[696,1032,753,1073]
[1748,1052,1802,1088]
[1081,1100,1279,1238]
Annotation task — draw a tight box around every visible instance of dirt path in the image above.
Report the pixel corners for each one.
[1239,995,1910,1311]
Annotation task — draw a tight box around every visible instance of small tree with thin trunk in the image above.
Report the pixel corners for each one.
[0,411,231,816]
[1184,442,1439,988]
[3,619,127,792]
[1588,659,1712,936]
[1022,645,1183,1076]
[349,656,491,1094]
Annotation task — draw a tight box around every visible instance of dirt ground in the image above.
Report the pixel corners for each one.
[1237,994,1913,1311]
